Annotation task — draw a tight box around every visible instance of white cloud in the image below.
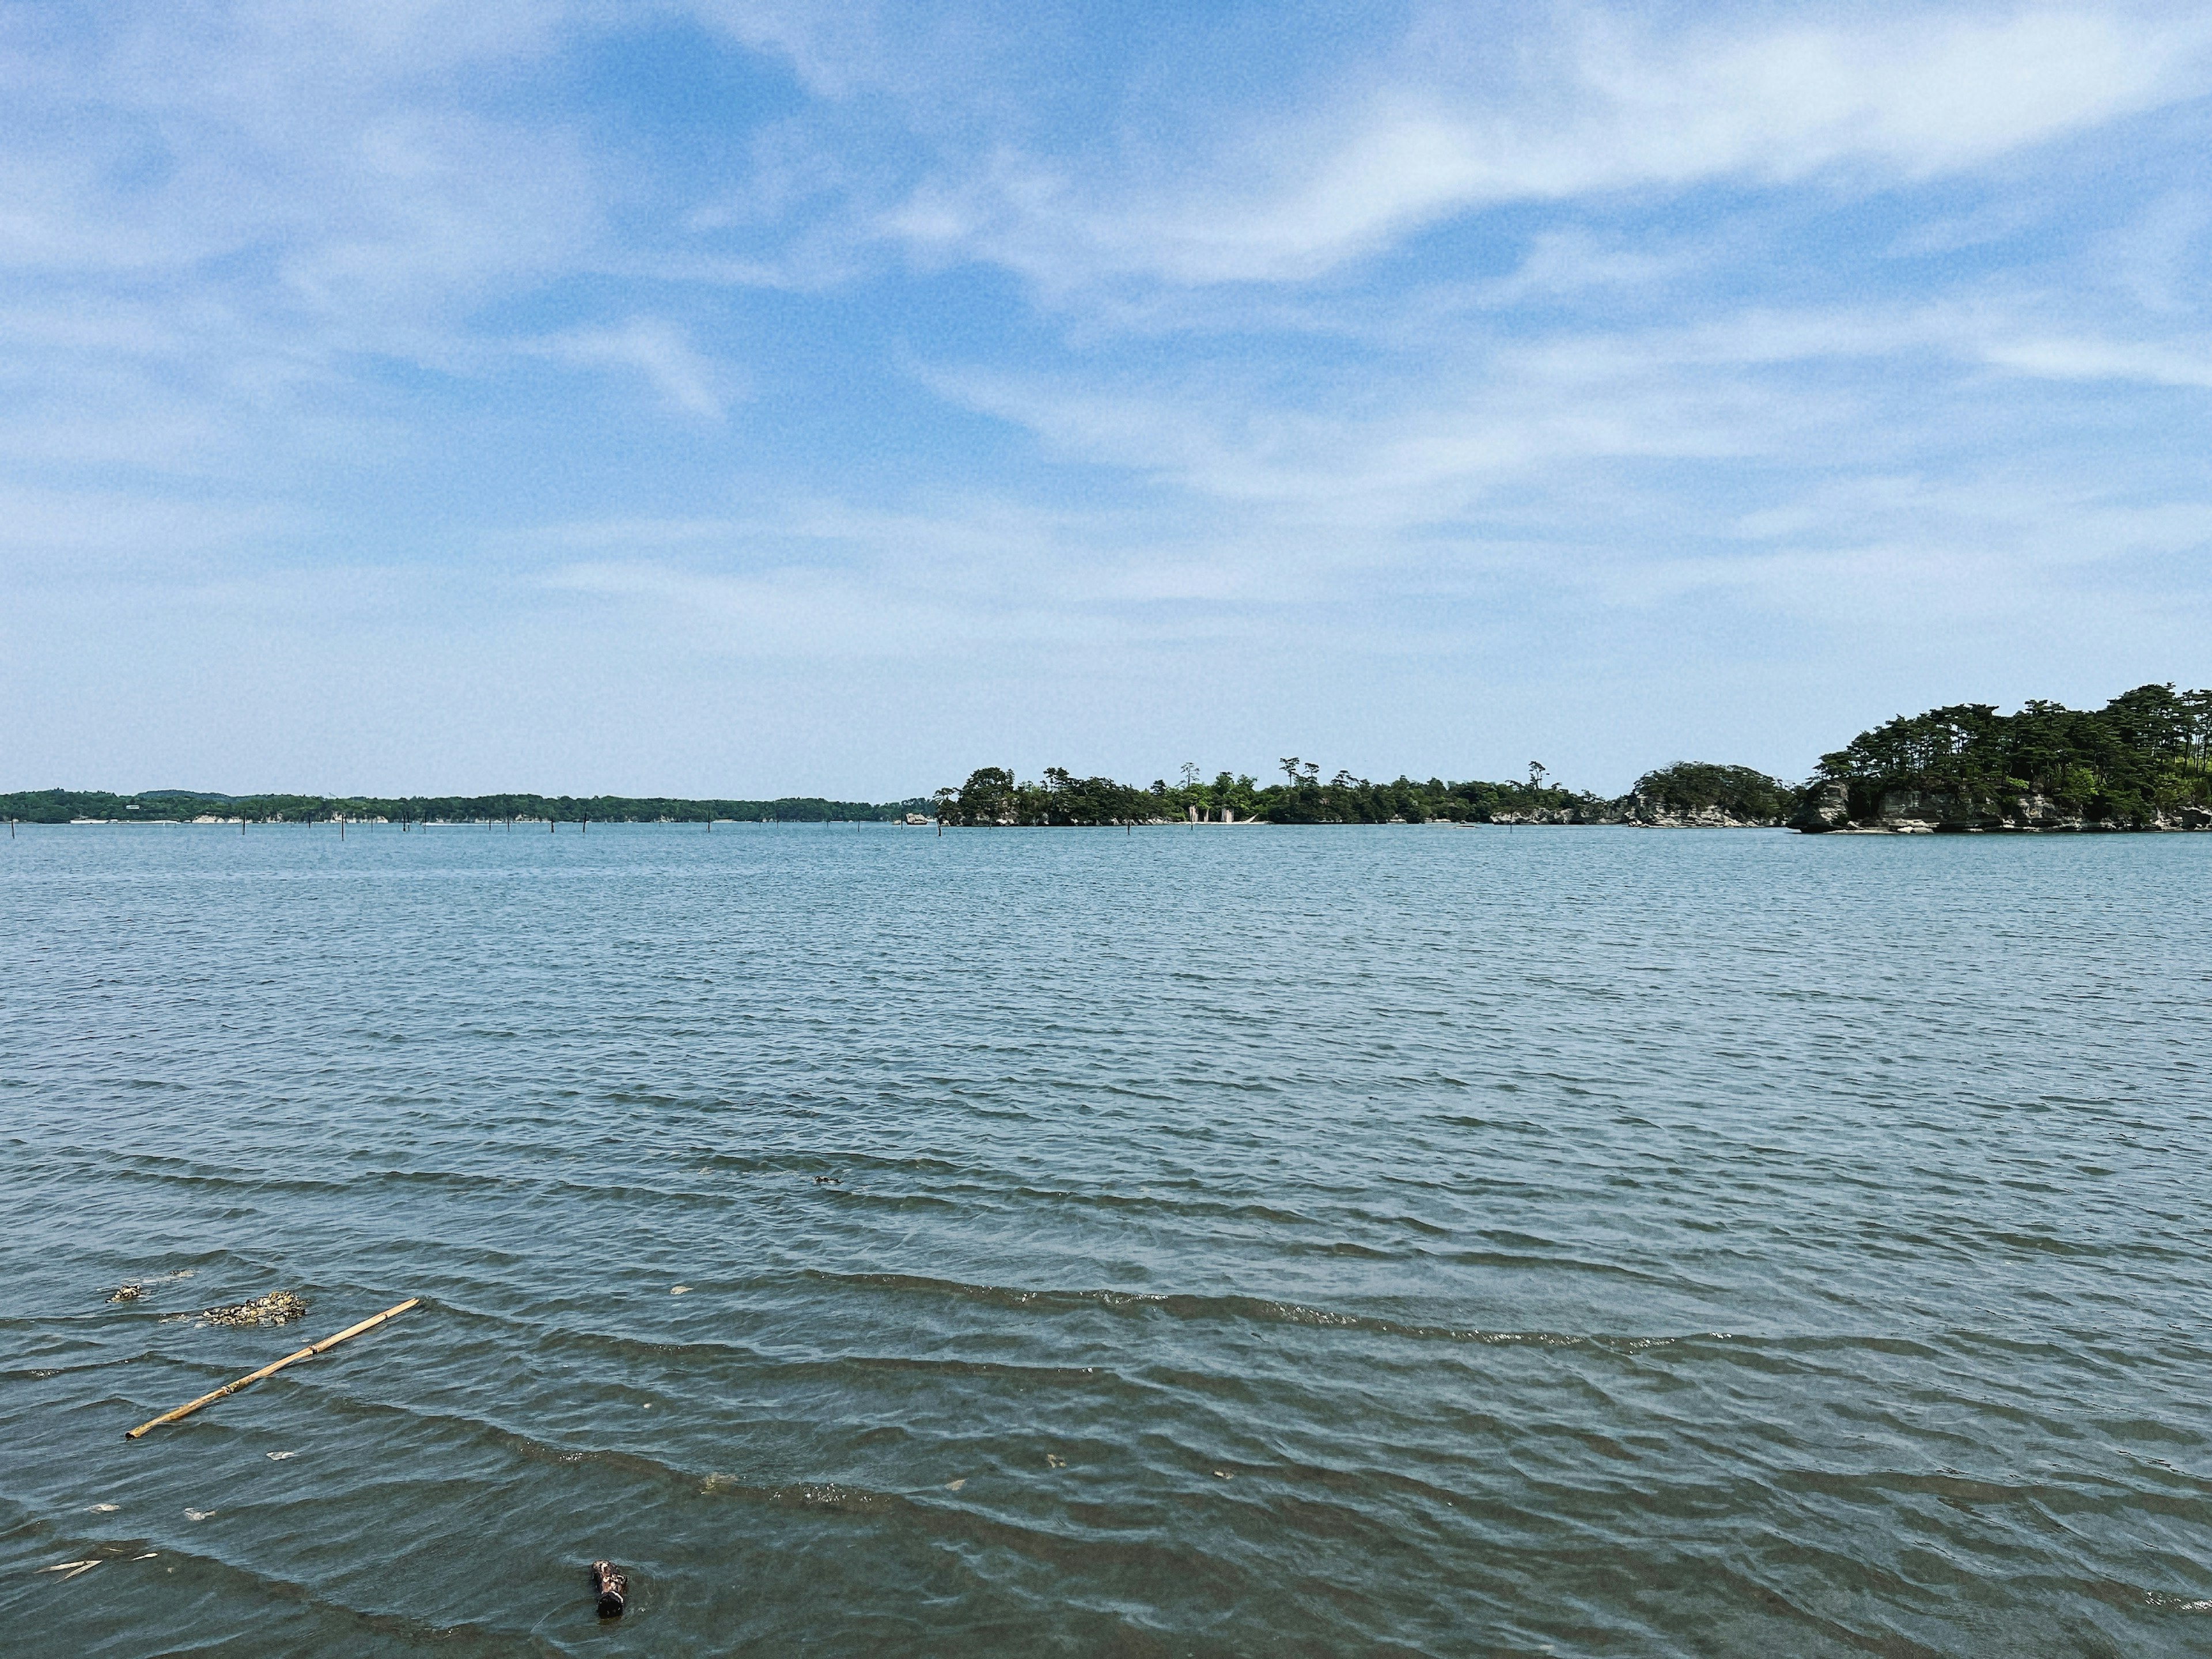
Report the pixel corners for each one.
[0,483,302,571]
[922,302,1926,519]
[680,0,896,100]
[1983,335,2212,388]
[528,317,733,418]
[892,6,2212,287]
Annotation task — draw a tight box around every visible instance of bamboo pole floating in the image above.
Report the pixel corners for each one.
[126,1298,420,1440]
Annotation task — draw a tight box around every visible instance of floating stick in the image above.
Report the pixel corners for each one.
[126,1298,420,1440]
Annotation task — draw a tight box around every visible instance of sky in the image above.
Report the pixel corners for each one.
[3,0,2209,799]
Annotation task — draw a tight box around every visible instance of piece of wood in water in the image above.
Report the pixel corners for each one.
[126,1298,421,1440]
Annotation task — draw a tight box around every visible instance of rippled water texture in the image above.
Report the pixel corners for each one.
[3,824,2209,1655]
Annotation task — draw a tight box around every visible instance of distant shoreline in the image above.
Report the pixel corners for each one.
[929,684,2212,833]
[22,816,2199,837]
[11,683,2209,835]
[0,790,935,828]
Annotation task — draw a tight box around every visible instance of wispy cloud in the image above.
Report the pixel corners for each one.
[527,317,734,418]
[888,6,2212,289]
[1983,335,2212,388]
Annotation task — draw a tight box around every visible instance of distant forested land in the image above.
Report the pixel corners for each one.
[930,758,1790,827]
[0,790,935,825]
[12,684,2205,832]
[930,684,2212,829]
[1805,682,2212,830]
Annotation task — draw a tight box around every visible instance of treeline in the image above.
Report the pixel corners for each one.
[1813,683,2212,825]
[0,789,935,825]
[17,684,2203,834]
[931,685,2212,830]
[1630,762,1795,821]
[931,757,1793,827]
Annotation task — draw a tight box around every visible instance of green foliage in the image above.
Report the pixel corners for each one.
[1632,762,1796,820]
[934,767,1157,825]
[933,758,1616,826]
[48,693,2205,837]
[1815,684,2212,825]
[0,789,934,825]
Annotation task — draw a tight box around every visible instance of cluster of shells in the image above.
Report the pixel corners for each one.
[105,1269,196,1305]
[200,1291,310,1327]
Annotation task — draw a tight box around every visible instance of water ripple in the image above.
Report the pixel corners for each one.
[3,824,2209,1654]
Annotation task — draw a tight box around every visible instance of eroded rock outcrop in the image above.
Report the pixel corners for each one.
[1617,791,1778,828]
[1796,683,2212,833]
[1483,794,1783,827]
[1791,783,2212,833]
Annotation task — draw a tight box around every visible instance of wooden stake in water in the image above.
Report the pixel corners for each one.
[125,1298,421,1440]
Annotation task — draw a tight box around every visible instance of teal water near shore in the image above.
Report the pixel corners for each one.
[3,824,2208,1655]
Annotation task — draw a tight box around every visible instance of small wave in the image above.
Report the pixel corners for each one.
[809,1271,1718,1351]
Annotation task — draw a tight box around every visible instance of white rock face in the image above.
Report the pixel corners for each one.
[1791,781,2212,833]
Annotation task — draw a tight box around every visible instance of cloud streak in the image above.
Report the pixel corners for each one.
[889,5,2212,287]
[528,317,734,417]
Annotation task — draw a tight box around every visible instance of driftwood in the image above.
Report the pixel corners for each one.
[126,1298,419,1440]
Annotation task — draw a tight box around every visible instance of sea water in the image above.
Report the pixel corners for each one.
[2,823,2207,1655]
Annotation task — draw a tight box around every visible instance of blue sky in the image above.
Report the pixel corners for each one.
[4,1,2209,797]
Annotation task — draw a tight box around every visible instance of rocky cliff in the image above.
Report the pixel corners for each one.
[1792,781,2212,833]
[1483,792,1782,828]
[1616,793,1778,828]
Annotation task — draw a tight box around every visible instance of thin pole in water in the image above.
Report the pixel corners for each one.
[126,1298,422,1439]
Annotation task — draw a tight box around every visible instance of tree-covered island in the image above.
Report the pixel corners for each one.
[930,758,1786,827]
[1797,682,2212,832]
[9,685,2206,834]
[933,684,2212,831]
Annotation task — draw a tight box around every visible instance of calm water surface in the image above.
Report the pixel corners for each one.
[2,824,2208,1656]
